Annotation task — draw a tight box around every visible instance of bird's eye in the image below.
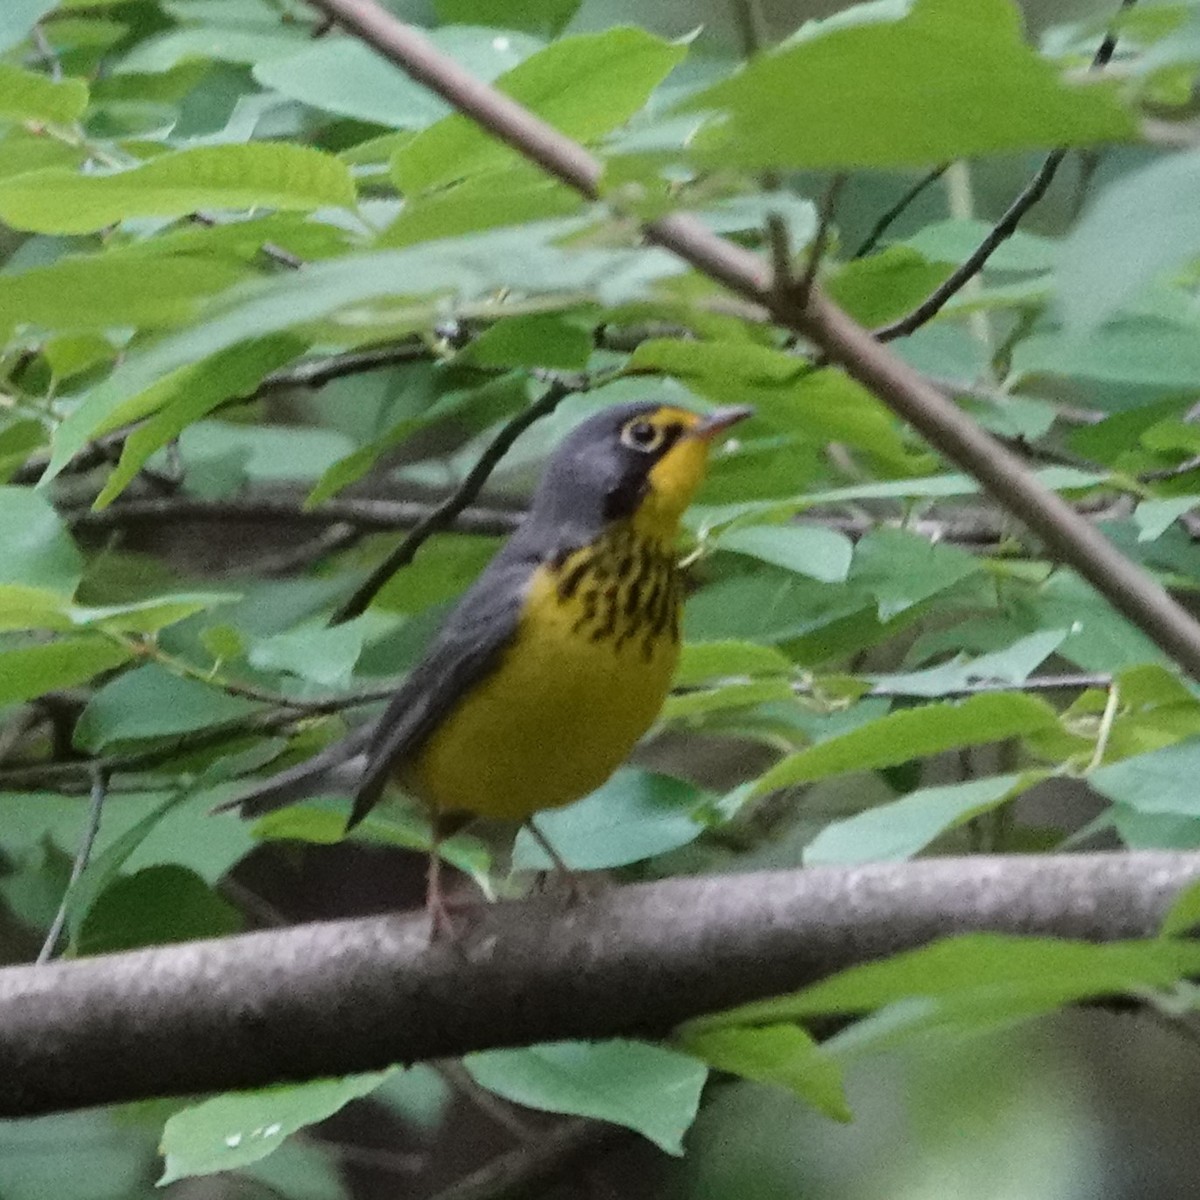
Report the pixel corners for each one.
[620,419,663,453]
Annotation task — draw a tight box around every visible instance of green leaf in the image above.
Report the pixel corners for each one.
[251,803,493,888]
[804,772,1032,866]
[755,692,1058,794]
[254,28,541,128]
[393,27,686,193]
[463,1041,706,1155]
[825,245,955,326]
[1058,149,1200,333]
[119,23,311,73]
[434,0,581,35]
[690,933,1200,1030]
[64,790,187,944]
[160,1070,396,1183]
[1090,738,1200,816]
[661,678,796,720]
[864,629,1069,697]
[1161,877,1200,938]
[76,863,242,955]
[0,636,130,704]
[674,640,794,687]
[0,487,82,594]
[43,220,684,481]
[681,1025,852,1122]
[463,313,592,370]
[1013,319,1200,391]
[716,523,853,584]
[0,249,247,334]
[0,63,87,123]
[673,0,1134,170]
[1134,496,1198,542]
[850,526,982,620]
[0,143,355,235]
[74,663,259,751]
[628,347,920,472]
[72,593,237,635]
[377,165,583,248]
[248,618,369,689]
[94,335,306,508]
[511,769,712,870]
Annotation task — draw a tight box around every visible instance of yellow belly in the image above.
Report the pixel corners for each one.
[408,535,680,822]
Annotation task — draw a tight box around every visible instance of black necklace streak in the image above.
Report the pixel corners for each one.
[554,527,681,661]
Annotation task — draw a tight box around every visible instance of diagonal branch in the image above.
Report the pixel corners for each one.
[852,164,949,259]
[306,0,1200,683]
[2,850,1196,1118]
[329,374,583,624]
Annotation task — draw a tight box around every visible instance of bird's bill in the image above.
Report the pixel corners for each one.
[692,405,754,441]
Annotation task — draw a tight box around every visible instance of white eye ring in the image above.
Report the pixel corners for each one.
[621,419,663,452]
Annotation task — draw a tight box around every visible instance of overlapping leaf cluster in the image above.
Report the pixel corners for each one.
[5,0,1200,1190]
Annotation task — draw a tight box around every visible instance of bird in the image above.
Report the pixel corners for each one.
[218,399,752,930]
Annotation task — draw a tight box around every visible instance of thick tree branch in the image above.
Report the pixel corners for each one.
[306,0,1200,682]
[1,851,1195,1118]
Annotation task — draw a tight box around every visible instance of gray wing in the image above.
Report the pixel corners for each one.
[214,552,533,825]
[347,556,531,828]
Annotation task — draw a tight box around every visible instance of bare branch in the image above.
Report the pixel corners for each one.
[67,494,521,538]
[36,767,107,964]
[2,851,1196,1117]
[853,164,949,259]
[429,1119,629,1200]
[305,0,1200,681]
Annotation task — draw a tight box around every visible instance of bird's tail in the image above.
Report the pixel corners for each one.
[211,725,373,819]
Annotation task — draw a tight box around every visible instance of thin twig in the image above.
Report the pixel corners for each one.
[330,375,583,624]
[0,691,390,791]
[36,767,107,964]
[29,24,62,80]
[190,213,304,271]
[853,164,949,258]
[765,211,793,295]
[874,0,1135,342]
[797,173,846,306]
[873,152,1067,342]
[67,494,522,538]
[428,1120,627,1200]
[1085,681,1122,773]
[435,1061,541,1142]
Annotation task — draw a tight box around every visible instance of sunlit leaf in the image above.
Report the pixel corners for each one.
[0,143,355,234]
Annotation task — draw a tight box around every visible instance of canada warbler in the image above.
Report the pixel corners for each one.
[221,400,751,919]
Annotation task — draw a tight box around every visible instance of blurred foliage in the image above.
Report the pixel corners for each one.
[3,0,1200,1195]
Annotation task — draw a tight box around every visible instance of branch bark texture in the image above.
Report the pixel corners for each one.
[306,0,1200,683]
[2,852,1196,1118]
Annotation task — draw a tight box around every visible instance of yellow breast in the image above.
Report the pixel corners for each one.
[408,525,681,821]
